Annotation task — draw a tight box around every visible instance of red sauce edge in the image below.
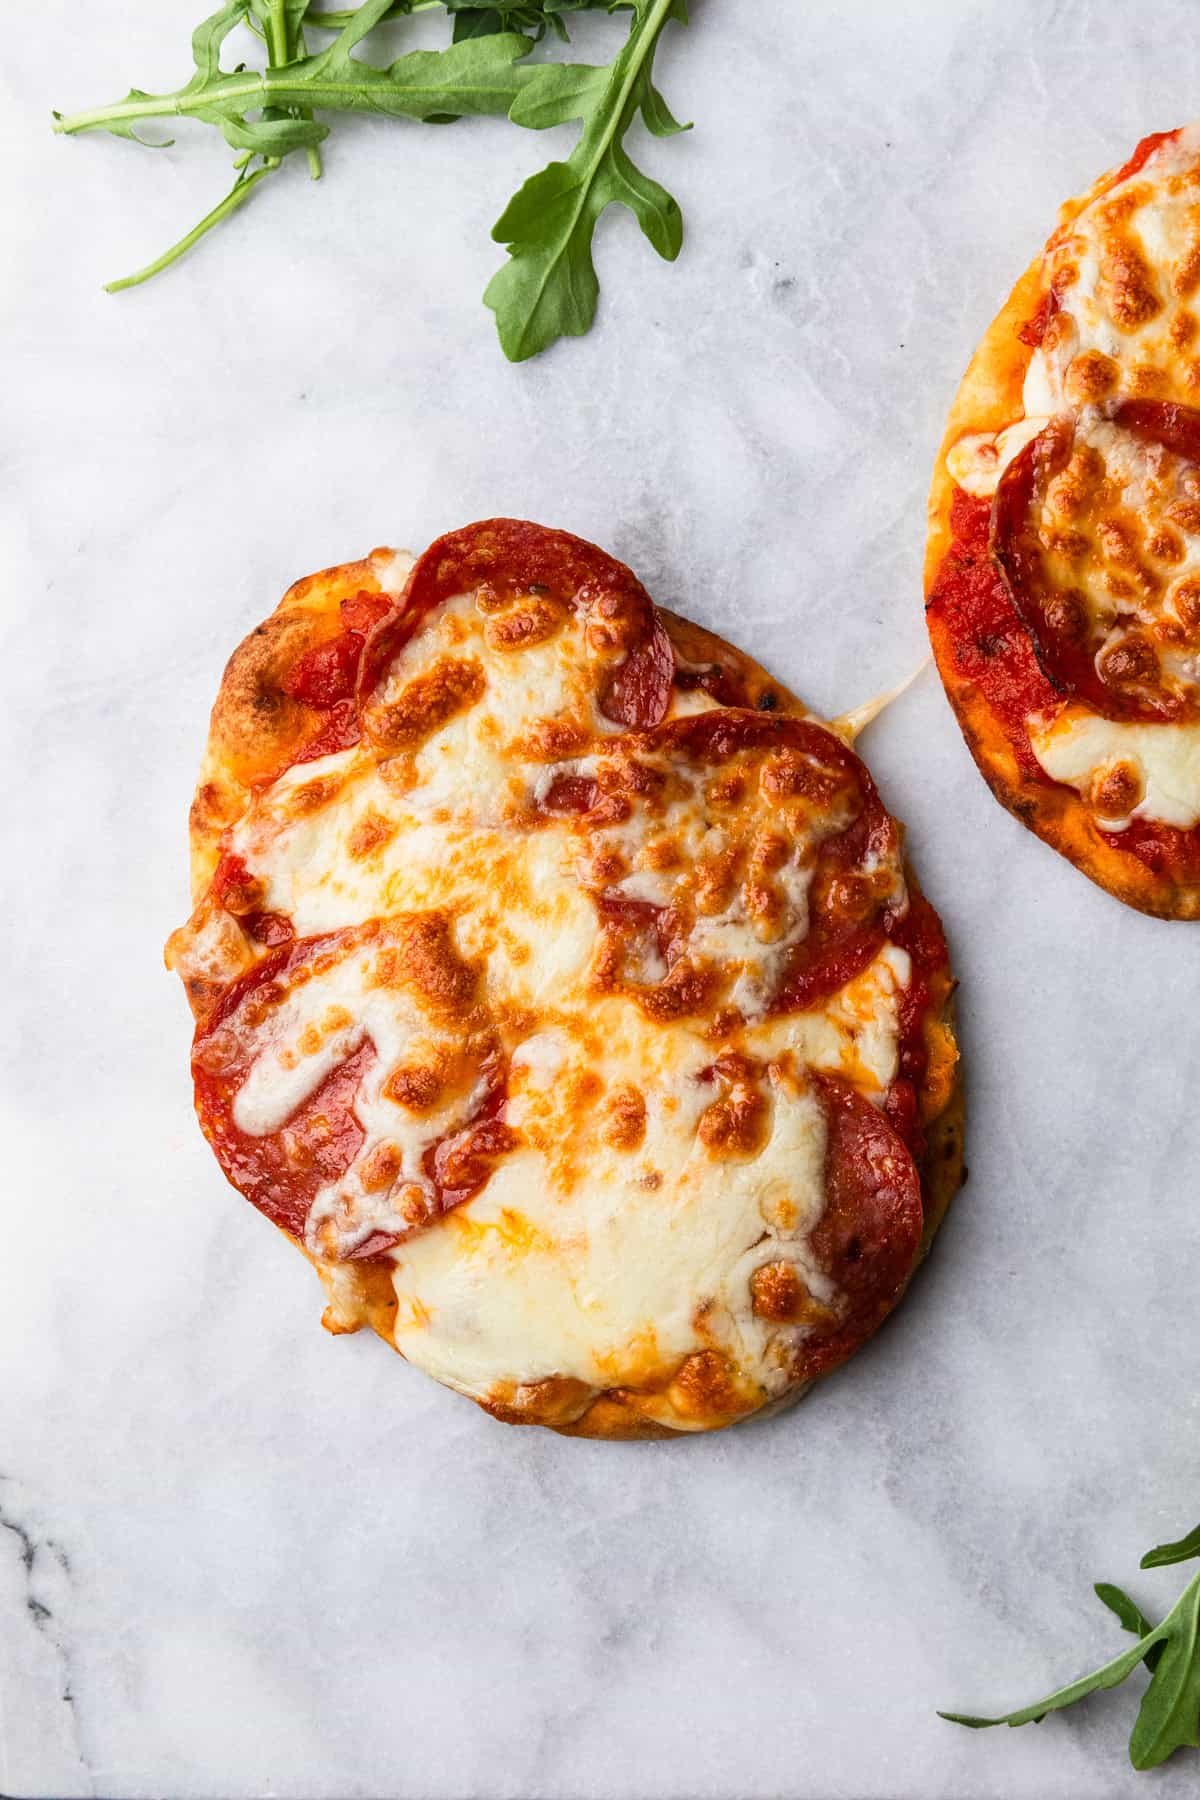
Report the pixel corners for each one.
[926,487,1057,776]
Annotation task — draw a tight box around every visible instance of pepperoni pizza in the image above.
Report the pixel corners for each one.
[168,521,962,1437]
[927,125,1200,917]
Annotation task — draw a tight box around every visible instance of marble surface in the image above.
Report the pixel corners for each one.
[5,2,1200,1794]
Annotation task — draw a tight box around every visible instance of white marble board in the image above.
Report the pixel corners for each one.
[4,2,1200,1795]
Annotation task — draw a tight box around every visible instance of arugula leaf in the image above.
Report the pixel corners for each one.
[54,4,534,290]
[1096,1583,1161,1652]
[55,0,693,354]
[483,0,689,360]
[446,1,606,44]
[55,6,532,143]
[1142,1524,1200,1570]
[1128,1578,1200,1769]
[940,1539,1200,1771]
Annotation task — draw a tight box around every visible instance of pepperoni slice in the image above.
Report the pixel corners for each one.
[192,925,519,1256]
[578,710,905,1019]
[193,933,376,1241]
[283,591,394,765]
[671,661,752,707]
[666,717,907,1016]
[991,420,1184,723]
[358,519,674,731]
[772,796,900,1014]
[882,890,950,1156]
[791,1074,924,1383]
[540,773,600,815]
[596,608,674,729]
[211,852,295,947]
[1113,398,1200,466]
[424,1080,517,1211]
[641,707,873,779]
[623,711,903,1010]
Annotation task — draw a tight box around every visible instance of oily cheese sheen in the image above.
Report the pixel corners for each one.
[926,124,1200,917]
[168,521,962,1438]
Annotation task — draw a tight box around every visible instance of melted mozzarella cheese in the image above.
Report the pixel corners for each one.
[1032,124,1200,412]
[370,547,416,596]
[201,576,918,1419]
[944,416,1049,499]
[390,1040,830,1410]
[1031,706,1200,829]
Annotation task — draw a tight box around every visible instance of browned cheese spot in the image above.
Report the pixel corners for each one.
[1172,575,1200,629]
[288,775,344,817]
[759,749,843,806]
[481,1375,593,1427]
[510,718,589,763]
[360,1142,403,1192]
[1172,211,1200,298]
[1097,220,1161,331]
[585,589,644,657]
[706,769,747,808]
[347,808,397,861]
[473,581,511,615]
[694,842,743,915]
[374,912,479,1018]
[1098,633,1161,689]
[1043,586,1093,644]
[1064,349,1118,404]
[1046,450,1103,521]
[1128,361,1169,397]
[383,1058,447,1114]
[750,1260,839,1328]
[370,656,485,752]
[1146,526,1185,564]
[636,961,717,1023]
[1091,761,1144,817]
[484,597,566,653]
[1042,527,1092,564]
[1167,499,1200,533]
[601,1083,647,1151]
[668,1350,745,1421]
[697,1081,768,1159]
[750,1260,805,1322]
[1094,517,1140,568]
[642,836,681,872]
[1170,309,1199,348]
[587,846,628,886]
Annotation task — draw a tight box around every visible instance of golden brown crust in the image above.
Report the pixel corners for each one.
[188,554,388,900]
[186,548,965,1439]
[925,257,1200,920]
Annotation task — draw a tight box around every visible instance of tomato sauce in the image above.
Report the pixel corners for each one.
[926,487,1058,775]
[1098,816,1200,883]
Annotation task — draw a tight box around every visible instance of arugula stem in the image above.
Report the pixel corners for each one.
[104,161,278,292]
[264,3,324,181]
[54,65,511,135]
